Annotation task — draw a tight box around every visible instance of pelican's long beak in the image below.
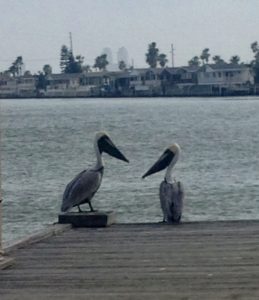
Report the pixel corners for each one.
[98,135,129,163]
[142,149,174,179]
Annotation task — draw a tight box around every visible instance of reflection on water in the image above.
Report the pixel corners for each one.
[1,97,259,243]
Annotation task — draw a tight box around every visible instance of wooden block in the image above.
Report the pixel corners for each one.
[0,255,15,270]
[58,211,116,227]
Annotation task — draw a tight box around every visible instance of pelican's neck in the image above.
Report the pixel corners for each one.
[165,153,178,183]
[94,140,104,170]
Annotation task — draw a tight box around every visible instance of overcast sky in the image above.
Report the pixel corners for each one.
[0,0,259,73]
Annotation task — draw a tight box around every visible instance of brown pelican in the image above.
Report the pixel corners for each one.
[142,143,184,224]
[61,131,129,213]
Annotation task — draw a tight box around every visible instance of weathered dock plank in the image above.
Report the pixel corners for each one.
[1,220,259,299]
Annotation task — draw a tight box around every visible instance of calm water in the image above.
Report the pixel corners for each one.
[1,97,259,244]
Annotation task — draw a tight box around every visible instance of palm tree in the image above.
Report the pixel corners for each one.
[93,54,109,71]
[82,65,92,73]
[212,55,225,65]
[158,54,168,68]
[118,60,127,71]
[200,48,210,65]
[146,42,159,68]
[230,55,240,65]
[37,72,47,90]
[43,64,52,76]
[75,55,84,66]
[8,56,24,77]
[251,41,258,54]
[251,41,259,83]
[188,56,201,67]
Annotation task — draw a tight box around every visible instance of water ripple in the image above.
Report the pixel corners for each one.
[1,97,259,242]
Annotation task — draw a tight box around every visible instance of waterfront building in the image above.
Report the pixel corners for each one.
[0,75,17,97]
[16,75,36,97]
[0,74,36,98]
[128,68,162,96]
[160,66,199,96]
[43,73,81,97]
[197,63,254,95]
[0,63,256,98]
[42,72,117,97]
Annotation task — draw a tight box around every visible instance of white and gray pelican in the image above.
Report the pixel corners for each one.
[142,143,184,224]
[61,131,129,213]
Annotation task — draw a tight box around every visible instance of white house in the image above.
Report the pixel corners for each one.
[128,68,162,94]
[197,64,254,94]
[16,75,36,96]
[0,75,36,97]
[0,75,17,97]
[44,73,81,97]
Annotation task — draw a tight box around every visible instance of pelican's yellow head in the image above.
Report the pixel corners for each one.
[95,131,129,163]
[168,143,181,155]
[142,142,181,179]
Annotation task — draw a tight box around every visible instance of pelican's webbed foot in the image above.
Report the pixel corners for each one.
[77,205,84,213]
[159,218,167,224]
[88,201,98,213]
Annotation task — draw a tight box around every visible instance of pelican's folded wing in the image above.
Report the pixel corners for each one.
[61,169,103,211]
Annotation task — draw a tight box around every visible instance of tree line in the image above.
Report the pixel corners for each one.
[1,41,259,84]
[188,48,241,66]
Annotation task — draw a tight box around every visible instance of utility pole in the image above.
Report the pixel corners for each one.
[69,32,73,54]
[171,44,175,68]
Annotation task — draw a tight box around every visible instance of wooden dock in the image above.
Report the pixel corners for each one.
[1,220,259,299]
